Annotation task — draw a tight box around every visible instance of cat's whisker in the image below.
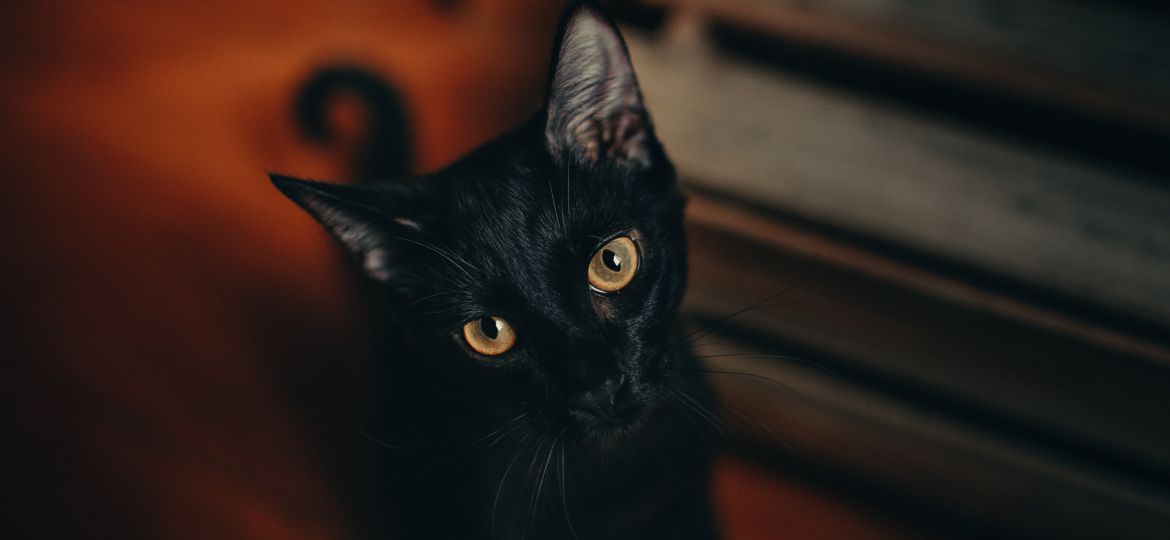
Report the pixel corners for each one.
[665,375,800,457]
[492,431,533,538]
[670,387,741,450]
[420,302,464,317]
[669,366,811,406]
[693,352,866,405]
[688,341,742,350]
[564,160,572,236]
[558,440,580,540]
[530,430,562,538]
[547,181,558,232]
[344,415,427,452]
[488,422,525,449]
[394,235,477,281]
[518,432,550,540]
[663,390,713,449]
[448,412,530,458]
[663,282,805,354]
[423,231,482,275]
[402,289,462,312]
[712,399,799,457]
[667,300,802,354]
[660,301,792,363]
[547,177,567,238]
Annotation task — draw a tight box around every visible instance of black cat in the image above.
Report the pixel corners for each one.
[273,3,718,538]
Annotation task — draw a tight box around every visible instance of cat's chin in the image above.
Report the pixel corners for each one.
[576,425,639,452]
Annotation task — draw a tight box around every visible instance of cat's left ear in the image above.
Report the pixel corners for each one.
[270,173,423,282]
[544,3,656,169]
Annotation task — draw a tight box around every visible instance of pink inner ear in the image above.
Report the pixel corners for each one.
[605,109,650,166]
[546,5,651,168]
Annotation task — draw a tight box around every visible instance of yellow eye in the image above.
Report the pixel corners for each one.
[462,316,517,356]
[588,235,639,293]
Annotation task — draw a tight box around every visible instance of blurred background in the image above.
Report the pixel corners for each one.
[3,0,1169,537]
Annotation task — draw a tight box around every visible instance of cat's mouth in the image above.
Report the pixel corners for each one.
[567,396,653,444]
[570,401,643,425]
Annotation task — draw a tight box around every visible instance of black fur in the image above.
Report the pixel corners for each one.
[275,4,717,538]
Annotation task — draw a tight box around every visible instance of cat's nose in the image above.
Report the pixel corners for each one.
[571,375,628,419]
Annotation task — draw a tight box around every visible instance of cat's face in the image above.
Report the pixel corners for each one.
[274,3,685,442]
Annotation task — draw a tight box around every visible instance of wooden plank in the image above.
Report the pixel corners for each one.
[686,196,1170,364]
[683,194,1170,481]
[623,28,1170,327]
[638,0,1170,131]
[760,0,1170,100]
[700,342,1170,538]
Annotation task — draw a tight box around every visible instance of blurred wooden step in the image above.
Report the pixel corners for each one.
[684,195,1170,537]
[620,23,1170,330]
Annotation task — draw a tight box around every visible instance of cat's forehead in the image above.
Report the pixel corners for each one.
[421,133,671,269]
[440,149,631,230]
[425,166,627,287]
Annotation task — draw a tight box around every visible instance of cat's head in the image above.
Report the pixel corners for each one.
[273,3,685,443]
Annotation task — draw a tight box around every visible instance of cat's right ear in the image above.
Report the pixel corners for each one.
[270,173,421,282]
[543,2,656,169]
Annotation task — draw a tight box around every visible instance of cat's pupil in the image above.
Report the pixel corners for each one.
[603,249,622,272]
[480,318,499,340]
